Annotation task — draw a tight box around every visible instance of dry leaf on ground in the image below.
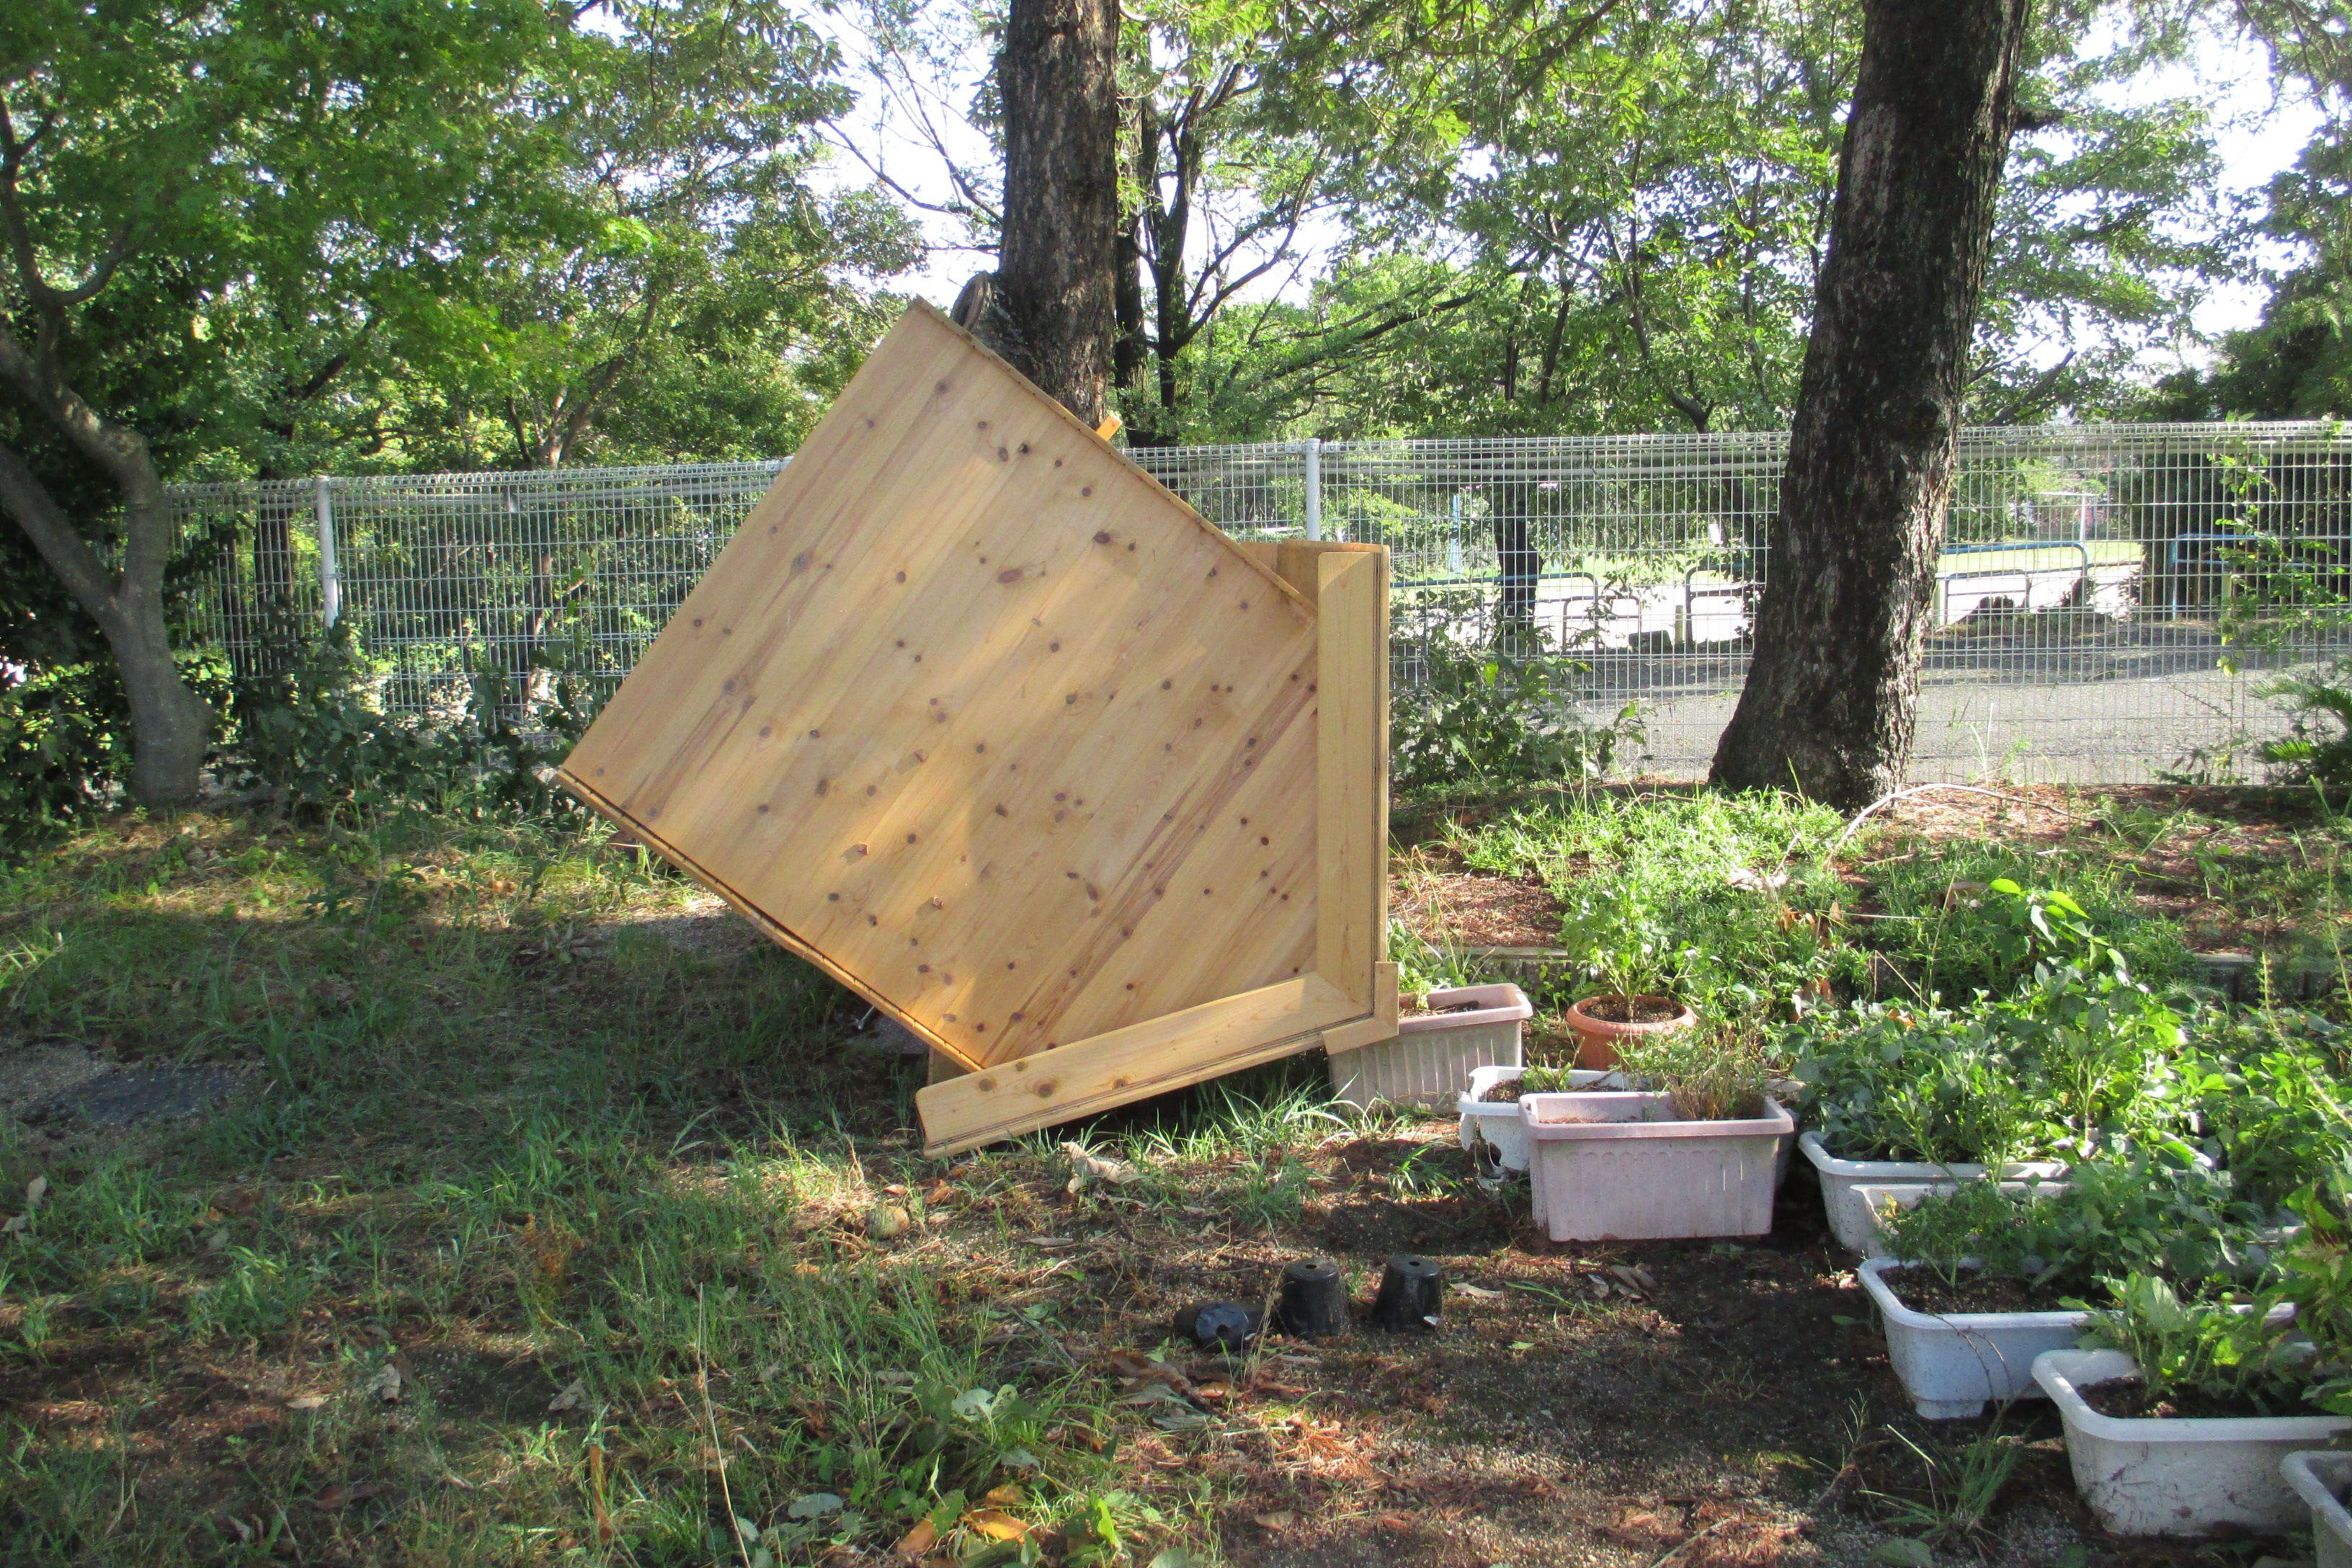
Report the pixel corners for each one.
[963,1507,1029,1541]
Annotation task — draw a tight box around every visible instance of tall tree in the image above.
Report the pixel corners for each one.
[1710,0,2036,806]
[957,0,1122,424]
[0,0,574,806]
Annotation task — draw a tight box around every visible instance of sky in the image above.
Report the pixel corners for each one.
[809,8,2333,356]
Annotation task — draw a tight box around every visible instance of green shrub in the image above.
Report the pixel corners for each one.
[223,623,612,817]
[0,654,229,846]
[1791,962,2191,1165]
[1862,867,2193,998]
[1881,1159,2278,1300]
[1389,634,1636,799]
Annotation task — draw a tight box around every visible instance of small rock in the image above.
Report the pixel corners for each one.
[863,1204,912,1239]
[1871,1541,1933,1568]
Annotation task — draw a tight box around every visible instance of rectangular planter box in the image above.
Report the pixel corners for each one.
[1800,1131,2067,1254]
[1860,1257,2087,1420]
[1520,1091,1795,1242]
[2284,1450,2352,1568]
[2034,1348,2352,1537]
[1329,982,1530,1111]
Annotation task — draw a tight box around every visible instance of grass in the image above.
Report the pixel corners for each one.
[0,810,1155,1565]
[0,793,2338,1567]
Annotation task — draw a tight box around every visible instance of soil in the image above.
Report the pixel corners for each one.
[1579,994,1688,1025]
[2080,1377,2330,1422]
[1390,852,1563,948]
[1478,1078,1524,1102]
[1883,1270,2070,1316]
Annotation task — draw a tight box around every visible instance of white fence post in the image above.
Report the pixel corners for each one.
[1303,437,1323,540]
[313,476,341,630]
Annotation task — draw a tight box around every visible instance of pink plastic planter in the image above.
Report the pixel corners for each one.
[1519,1091,1795,1242]
[1327,981,1532,1111]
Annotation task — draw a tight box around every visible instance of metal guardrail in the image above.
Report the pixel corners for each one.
[171,424,2352,783]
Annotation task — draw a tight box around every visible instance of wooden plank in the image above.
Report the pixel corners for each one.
[1315,550,1387,1005]
[556,765,978,1068]
[557,304,1392,1151]
[1322,961,1402,1056]
[561,304,1322,1069]
[915,975,1363,1154]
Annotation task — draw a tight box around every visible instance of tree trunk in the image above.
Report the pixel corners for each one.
[974,0,1121,425]
[107,554,215,808]
[1709,0,2032,808]
[1492,481,1542,652]
[0,435,215,808]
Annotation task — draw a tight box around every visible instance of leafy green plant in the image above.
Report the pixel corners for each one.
[1881,1160,2278,1299]
[1792,959,2193,1166]
[1791,1004,2043,1165]
[2079,1273,2315,1415]
[1995,961,2190,1158]
[2182,1020,2352,1207]
[2268,1169,2352,1420]
[1451,788,1863,1015]
[1388,924,1478,1004]
[1863,865,2192,998]
[1389,631,1637,798]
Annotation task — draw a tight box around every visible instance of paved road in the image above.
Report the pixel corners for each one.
[1581,622,2315,784]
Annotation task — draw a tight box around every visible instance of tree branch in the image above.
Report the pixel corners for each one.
[0,433,120,621]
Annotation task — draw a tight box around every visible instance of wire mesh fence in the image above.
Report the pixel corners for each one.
[170,422,2352,783]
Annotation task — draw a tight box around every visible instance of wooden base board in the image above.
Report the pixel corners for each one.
[914,974,1366,1154]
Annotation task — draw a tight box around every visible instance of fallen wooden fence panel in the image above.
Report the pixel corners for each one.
[558,302,1394,1152]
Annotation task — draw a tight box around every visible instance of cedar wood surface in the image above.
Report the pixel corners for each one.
[557,303,1390,1149]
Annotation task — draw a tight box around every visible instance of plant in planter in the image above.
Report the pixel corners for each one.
[2034,1273,2348,1536]
[2183,1015,2352,1208]
[1458,1062,1590,1173]
[1791,962,2197,1250]
[1518,1025,1793,1242]
[1865,1160,2278,1418]
[1329,979,1533,1112]
[1557,883,1696,1068]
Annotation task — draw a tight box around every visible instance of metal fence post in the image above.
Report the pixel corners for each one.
[1302,438,1322,540]
[313,476,342,630]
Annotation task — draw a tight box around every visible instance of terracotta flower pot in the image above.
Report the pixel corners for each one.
[1564,993,1696,1069]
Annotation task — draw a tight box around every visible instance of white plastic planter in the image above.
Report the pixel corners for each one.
[1860,1257,2087,1419]
[1456,1066,1621,1172]
[2283,1451,2352,1568]
[1520,1091,1794,1242]
[1800,1132,2067,1254]
[1329,982,1531,1111]
[1848,1180,2072,1261]
[2033,1348,2352,1537]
